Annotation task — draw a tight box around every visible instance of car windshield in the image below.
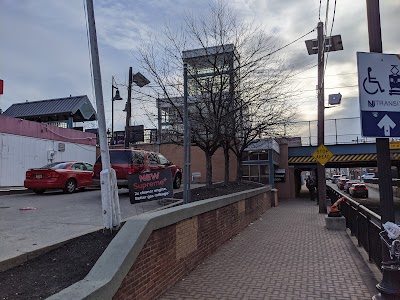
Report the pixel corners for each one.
[42,162,69,169]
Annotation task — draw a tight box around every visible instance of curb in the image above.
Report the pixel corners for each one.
[0,228,103,272]
[0,187,30,196]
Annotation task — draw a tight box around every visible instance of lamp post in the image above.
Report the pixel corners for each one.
[124,69,150,148]
[111,76,122,145]
[305,23,343,214]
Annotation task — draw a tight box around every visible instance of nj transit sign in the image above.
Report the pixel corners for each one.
[357,52,400,137]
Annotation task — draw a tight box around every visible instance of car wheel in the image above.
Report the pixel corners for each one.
[64,179,77,194]
[173,173,182,189]
[33,189,46,194]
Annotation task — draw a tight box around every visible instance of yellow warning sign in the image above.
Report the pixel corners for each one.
[312,144,333,165]
[390,141,400,150]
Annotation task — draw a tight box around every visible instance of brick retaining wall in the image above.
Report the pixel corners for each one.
[48,186,271,300]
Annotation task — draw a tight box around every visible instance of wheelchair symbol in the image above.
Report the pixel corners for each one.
[363,67,385,95]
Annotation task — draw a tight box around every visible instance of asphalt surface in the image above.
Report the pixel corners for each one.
[0,185,202,266]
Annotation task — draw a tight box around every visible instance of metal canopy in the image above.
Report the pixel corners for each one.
[3,95,97,122]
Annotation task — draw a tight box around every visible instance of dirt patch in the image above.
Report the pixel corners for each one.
[0,181,261,299]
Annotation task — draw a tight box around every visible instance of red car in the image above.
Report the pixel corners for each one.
[344,180,359,193]
[24,161,94,194]
[92,149,182,189]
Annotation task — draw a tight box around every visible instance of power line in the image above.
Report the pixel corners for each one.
[273,28,317,55]
[329,0,337,37]
[301,84,358,92]
[324,0,337,73]
[318,0,322,21]
[325,0,330,34]
[296,72,357,80]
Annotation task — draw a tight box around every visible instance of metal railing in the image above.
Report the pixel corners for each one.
[326,186,383,270]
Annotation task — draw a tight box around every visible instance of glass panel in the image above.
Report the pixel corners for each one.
[259,152,268,160]
[260,165,269,176]
[43,162,69,169]
[158,154,169,165]
[148,152,159,164]
[133,152,144,164]
[249,152,259,161]
[250,165,259,176]
[242,165,249,176]
[109,150,132,164]
[260,176,269,184]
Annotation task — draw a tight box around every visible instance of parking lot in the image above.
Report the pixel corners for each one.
[0,187,183,264]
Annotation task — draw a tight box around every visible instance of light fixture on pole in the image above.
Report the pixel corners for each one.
[124,69,150,148]
[305,24,343,214]
[111,76,123,145]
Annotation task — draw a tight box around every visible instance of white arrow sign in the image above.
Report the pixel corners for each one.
[377,114,396,136]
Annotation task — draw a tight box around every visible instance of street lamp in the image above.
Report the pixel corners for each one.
[124,69,150,148]
[111,76,123,145]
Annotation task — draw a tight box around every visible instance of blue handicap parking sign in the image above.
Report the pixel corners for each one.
[357,52,400,137]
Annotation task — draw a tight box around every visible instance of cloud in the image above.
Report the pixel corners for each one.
[1,0,398,142]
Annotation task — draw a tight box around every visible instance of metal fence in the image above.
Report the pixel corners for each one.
[286,117,377,146]
[326,186,383,270]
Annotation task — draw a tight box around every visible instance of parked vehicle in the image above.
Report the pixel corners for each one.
[24,161,94,194]
[344,180,359,193]
[337,178,349,190]
[92,149,182,189]
[349,183,369,198]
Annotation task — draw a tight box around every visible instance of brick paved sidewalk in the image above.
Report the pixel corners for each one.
[160,198,378,300]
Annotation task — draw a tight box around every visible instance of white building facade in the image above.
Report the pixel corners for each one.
[0,115,97,186]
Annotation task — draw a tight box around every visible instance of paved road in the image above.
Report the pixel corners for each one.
[0,185,202,263]
[327,181,400,221]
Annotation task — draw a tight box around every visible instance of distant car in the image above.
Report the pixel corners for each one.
[344,180,359,193]
[349,183,369,198]
[92,149,182,189]
[331,175,341,183]
[24,161,94,194]
[361,173,375,181]
[337,178,349,190]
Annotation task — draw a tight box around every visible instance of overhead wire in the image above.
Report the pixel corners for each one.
[324,0,337,73]
[318,0,322,21]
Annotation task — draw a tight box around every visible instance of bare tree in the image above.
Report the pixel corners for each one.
[137,0,298,187]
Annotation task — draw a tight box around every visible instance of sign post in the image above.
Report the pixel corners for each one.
[363,1,399,299]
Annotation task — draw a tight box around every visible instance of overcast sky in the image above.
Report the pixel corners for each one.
[1,0,398,144]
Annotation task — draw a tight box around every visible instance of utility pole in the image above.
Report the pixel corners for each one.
[305,24,343,214]
[366,1,399,299]
[125,67,133,148]
[317,21,327,214]
[85,0,120,230]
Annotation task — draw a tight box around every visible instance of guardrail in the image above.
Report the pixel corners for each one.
[326,186,383,270]
[364,178,400,186]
